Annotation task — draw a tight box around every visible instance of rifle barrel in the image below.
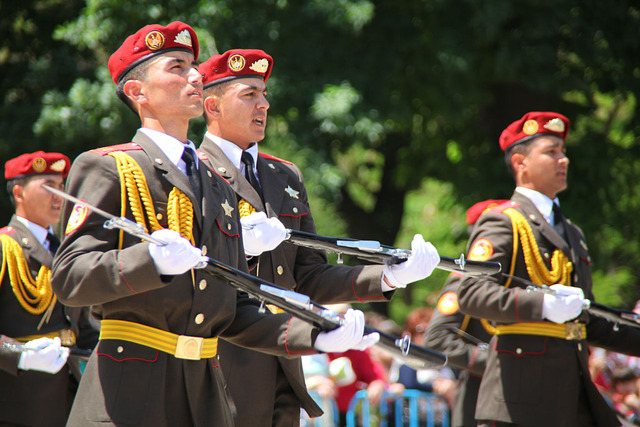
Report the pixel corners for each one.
[286,229,501,276]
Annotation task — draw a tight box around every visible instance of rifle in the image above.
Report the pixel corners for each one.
[282,229,502,276]
[43,185,447,370]
[504,274,640,330]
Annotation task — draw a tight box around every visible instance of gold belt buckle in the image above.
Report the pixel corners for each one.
[174,335,204,360]
[565,323,583,340]
[59,329,76,346]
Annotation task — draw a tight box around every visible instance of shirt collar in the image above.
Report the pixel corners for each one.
[206,132,259,171]
[14,216,50,247]
[515,187,559,225]
[140,127,198,172]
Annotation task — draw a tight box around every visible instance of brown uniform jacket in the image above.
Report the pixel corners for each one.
[198,136,388,426]
[457,191,640,427]
[424,273,491,427]
[52,132,320,427]
[0,216,98,426]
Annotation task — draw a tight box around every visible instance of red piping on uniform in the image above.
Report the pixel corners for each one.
[215,218,240,238]
[284,316,315,356]
[97,350,159,363]
[120,260,139,294]
[495,336,548,357]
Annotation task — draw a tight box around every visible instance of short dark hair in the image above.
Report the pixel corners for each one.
[6,176,33,208]
[504,138,536,178]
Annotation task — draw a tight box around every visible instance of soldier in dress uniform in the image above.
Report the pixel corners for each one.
[424,199,507,427]
[196,49,441,426]
[0,151,99,426]
[457,111,640,427]
[51,23,377,427]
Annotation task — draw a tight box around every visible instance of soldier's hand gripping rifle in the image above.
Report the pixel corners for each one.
[280,229,502,276]
[504,274,640,330]
[43,185,448,370]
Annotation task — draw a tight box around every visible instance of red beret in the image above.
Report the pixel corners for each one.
[200,49,273,89]
[466,199,509,225]
[108,21,199,84]
[499,111,570,151]
[5,151,71,180]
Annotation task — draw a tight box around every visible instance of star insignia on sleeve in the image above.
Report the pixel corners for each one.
[284,185,299,199]
[221,199,234,217]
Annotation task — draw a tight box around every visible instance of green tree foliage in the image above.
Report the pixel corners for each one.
[3,0,639,321]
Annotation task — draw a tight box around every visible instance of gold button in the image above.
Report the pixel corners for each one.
[578,343,582,351]
[202,245,207,256]
[227,223,232,230]
[117,346,124,353]
[516,348,522,355]
[156,213,163,221]
[195,313,204,324]
[529,214,536,220]
[218,167,226,174]
[292,207,298,214]
[543,252,550,259]
[277,266,284,275]
[199,279,207,290]
[207,170,212,178]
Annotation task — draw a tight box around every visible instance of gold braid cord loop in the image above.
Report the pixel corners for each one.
[0,235,55,315]
[238,198,256,218]
[478,208,574,337]
[503,208,573,287]
[108,152,195,246]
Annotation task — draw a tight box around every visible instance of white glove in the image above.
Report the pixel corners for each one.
[314,309,380,353]
[382,234,440,288]
[148,229,206,275]
[542,284,585,324]
[18,337,69,374]
[241,212,288,257]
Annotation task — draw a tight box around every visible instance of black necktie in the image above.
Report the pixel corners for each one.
[552,203,567,241]
[182,148,202,203]
[47,232,60,255]
[241,151,264,202]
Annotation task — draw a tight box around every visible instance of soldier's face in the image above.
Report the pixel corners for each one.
[213,77,269,150]
[134,51,203,121]
[520,135,569,199]
[15,174,65,229]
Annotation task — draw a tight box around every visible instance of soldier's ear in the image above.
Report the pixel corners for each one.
[12,183,24,202]
[203,95,221,118]
[511,152,525,172]
[123,80,147,107]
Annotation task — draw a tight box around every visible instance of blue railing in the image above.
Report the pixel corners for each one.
[346,389,449,427]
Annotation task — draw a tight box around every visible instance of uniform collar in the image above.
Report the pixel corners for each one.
[139,127,198,174]
[14,216,50,247]
[205,131,259,172]
[515,187,560,225]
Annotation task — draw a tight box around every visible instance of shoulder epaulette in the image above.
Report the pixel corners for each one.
[490,200,519,214]
[90,142,143,156]
[259,152,293,165]
[0,226,15,235]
